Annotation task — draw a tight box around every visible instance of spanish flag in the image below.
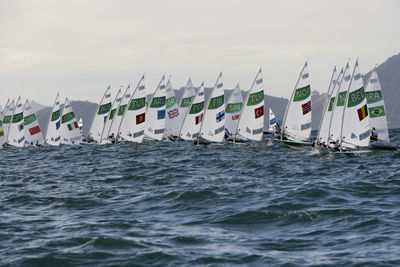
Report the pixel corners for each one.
[357,105,368,121]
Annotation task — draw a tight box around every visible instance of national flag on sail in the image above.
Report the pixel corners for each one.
[168,108,179,119]
[0,129,4,137]
[216,111,225,122]
[302,101,311,115]
[357,105,368,121]
[136,113,145,124]
[232,114,240,120]
[29,125,41,135]
[73,121,79,128]
[254,105,264,119]
[195,113,203,125]
[67,124,73,131]
[157,110,165,120]
[56,120,60,130]
[18,123,24,132]
[270,117,276,125]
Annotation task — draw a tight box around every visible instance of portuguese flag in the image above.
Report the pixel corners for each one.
[357,105,368,121]
[29,125,41,136]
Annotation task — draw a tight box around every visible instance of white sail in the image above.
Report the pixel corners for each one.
[0,99,10,145]
[268,108,276,132]
[165,79,181,137]
[365,68,390,143]
[328,63,351,144]
[111,84,133,138]
[100,87,123,144]
[179,78,197,126]
[89,85,113,142]
[179,82,205,140]
[2,99,15,143]
[316,66,339,144]
[282,62,312,142]
[341,60,370,149]
[24,100,45,146]
[145,75,167,141]
[225,83,243,136]
[119,75,147,143]
[78,118,83,131]
[8,96,25,147]
[200,72,225,143]
[60,98,82,145]
[45,93,62,146]
[237,68,265,141]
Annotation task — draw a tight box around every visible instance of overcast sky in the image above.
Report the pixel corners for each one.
[1,0,399,106]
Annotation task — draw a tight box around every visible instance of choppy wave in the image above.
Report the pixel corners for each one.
[1,131,400,266]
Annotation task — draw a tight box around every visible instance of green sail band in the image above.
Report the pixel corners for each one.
[117,104,127,116]
[336,91,347,106]
[208,95,224,110]
[12,112,23,123]
[3,115,12,124]
[293,85,311,102]
[51,110,60,121]
[128,97,146,111]
[150,96,166,108]
[247,90,264,106]
[328,97,335,111]
[347,87,365,108]
[189,102,204,114]
[109,109,116,120]
[24,114,36,126]
[226,102,243,113]
[98,102,112,115]
[180,96,195,108]
[366,90,383,104]
[166,97,177,109]
[62,111,75,123]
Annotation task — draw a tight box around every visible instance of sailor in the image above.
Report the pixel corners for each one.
[108,133,116,144]
[274,122,281,133]
[224,129,230,139]
[370,127,378,141]
[36,141,44,148]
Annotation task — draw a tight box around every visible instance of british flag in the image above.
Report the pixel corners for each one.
[168,108,179,119]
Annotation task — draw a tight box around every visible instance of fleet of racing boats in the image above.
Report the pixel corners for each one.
[0,60,395,153]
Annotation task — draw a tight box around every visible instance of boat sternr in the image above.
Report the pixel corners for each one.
[145,75,167,141]
[199,72,225,143]
[364,68,396,150]
[60,98,82,145]
[224,83,243,141]
[119,75,147,143]
[279,61,312,146]
[45,93,62,146]
[24,100,45,147]
[8,96,25,147]
[100,87,123,144]
[179,81,205,141]
[164,79,181,140]
[236,68,265,142]
[89,85,112,143]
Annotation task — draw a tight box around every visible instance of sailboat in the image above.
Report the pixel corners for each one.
[316,66,339,146]
[200,72,225,143]
[328,63,351,147]
[264,108,276,134]
[145,75,167,141]
[236,68,265,142]
[179,81,205,141]
[78,118,83,131]
[110,83,133,140]
[224,83,243,139]
[364,67,396,150]
[2,99,15,145]
[89,85,112,143]
[60,98,82,145]
[339,59,371,152]
[24,100,45,147]
[179,78,197,125]
[164,79,181,140]
[45,93,62,146]
[0,99,10,145]
[119,75,147,143]
[280,61,312,146]
[100,87,123,144]
[8,96,25,147]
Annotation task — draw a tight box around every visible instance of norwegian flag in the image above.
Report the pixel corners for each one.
[168,108,179,119]
[302,101,311,115]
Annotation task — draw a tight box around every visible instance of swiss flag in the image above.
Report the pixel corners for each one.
[254,105,264,119]
[232,114,240,120]
[136,113,145,125]
[29,125,41,136]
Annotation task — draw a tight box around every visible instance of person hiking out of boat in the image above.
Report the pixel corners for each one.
[370,127,378,141]
[27,142,34,148]
[224,129,230,140]
[108,133,116,143]
[274,122,281,134]
[36,141,44,148]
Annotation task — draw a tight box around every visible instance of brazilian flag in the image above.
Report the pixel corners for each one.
[369,105,385,118]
